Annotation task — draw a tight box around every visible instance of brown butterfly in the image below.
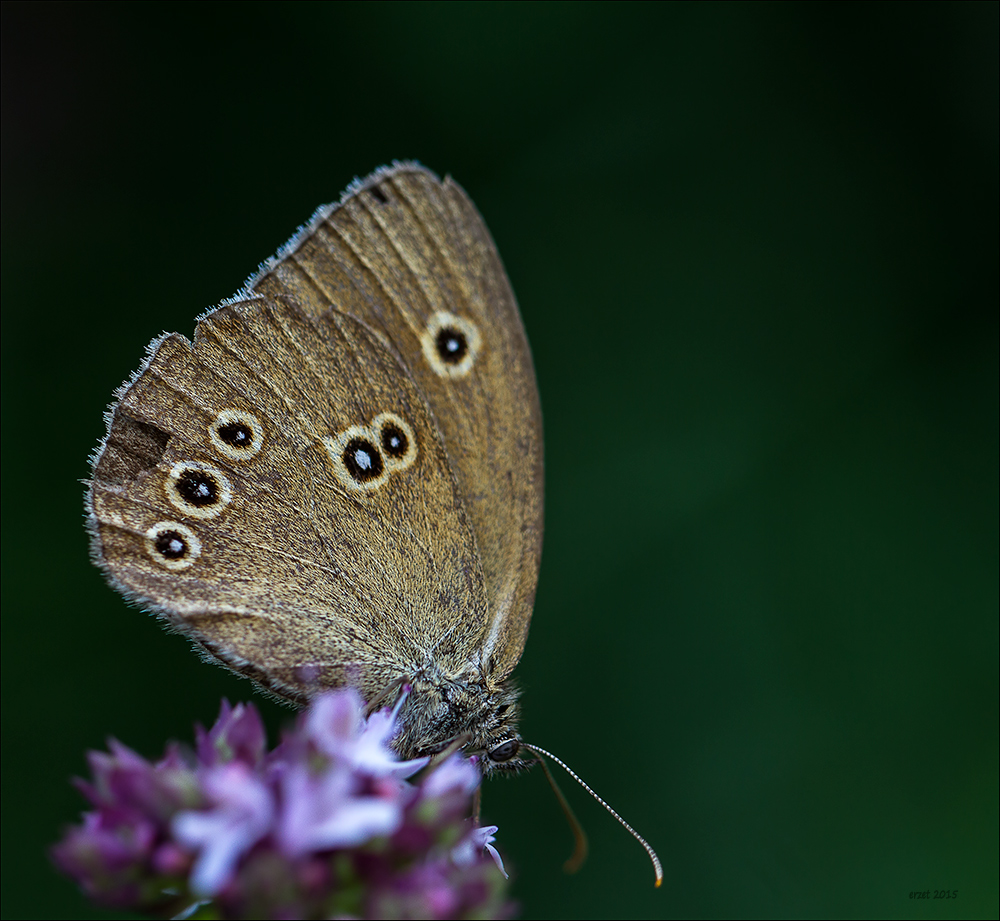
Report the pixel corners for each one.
[88,164,662,883]
[87,163,542,772]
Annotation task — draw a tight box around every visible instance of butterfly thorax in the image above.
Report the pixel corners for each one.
[392,670,528,775]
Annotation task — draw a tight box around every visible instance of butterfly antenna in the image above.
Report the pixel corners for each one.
[532,749,588,873]
[522,742,663,888]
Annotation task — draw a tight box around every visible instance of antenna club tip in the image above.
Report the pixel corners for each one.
[655,876,663,888]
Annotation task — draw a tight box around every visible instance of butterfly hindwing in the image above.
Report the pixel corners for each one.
[89,286,490,703]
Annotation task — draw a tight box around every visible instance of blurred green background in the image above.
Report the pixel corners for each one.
[2,3,996,919]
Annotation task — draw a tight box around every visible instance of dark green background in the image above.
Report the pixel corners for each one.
[2,3,996,919]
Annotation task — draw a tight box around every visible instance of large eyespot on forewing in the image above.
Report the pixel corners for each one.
[420,311,482,379]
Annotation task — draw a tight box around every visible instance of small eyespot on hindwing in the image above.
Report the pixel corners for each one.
[165,462,233,519]
[209,409,264,460]
[373,412,418,472]
[144,521,201,570]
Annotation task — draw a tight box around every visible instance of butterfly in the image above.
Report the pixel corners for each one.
[87,163,543,773]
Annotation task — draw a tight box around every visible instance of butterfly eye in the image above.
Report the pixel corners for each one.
[421,311,482,378]
[488,739,520,763]
[210,409,263,460]
[166,462,232,519]
[144,521,201,570]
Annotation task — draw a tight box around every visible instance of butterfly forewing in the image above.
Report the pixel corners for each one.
[256,165,544,682]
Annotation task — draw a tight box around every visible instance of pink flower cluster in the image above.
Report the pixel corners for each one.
[53,690,511,919]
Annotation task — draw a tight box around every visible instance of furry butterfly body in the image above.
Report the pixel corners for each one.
[87,164,543,772]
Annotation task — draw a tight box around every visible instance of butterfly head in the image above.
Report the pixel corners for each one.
[391,674,531,776]
[471,687,531,777]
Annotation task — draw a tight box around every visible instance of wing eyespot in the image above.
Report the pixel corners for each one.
[343,435,385,482]
[209,409,264,460]
[165,461,232,519]
[324,424,389,493]
[145,521,201,570]
[420,311,482,379]
[324,412,418,492]
[373,412,417,472]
